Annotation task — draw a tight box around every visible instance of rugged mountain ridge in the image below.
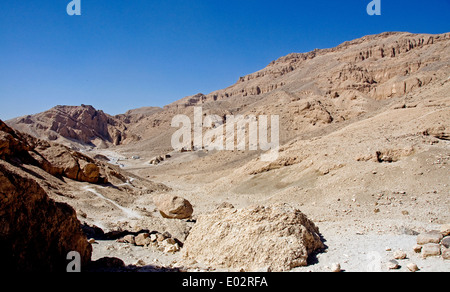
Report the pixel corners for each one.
[1,119,114,184]
[6,32,449,154]
[7,104,146,149]
[166,32,449,108]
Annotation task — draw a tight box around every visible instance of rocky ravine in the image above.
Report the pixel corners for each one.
[2,31,450,272]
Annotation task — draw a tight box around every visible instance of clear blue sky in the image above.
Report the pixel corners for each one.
[0,0,449,120]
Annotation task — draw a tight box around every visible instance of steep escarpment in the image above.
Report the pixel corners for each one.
[166,32,449,108]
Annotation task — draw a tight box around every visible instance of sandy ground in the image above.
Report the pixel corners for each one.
[81,84,450,272]
[82,148,450,272]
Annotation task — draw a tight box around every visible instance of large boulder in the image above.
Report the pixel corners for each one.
[153,194,193,219]
[182,203,324,271]
[0,161,92,272]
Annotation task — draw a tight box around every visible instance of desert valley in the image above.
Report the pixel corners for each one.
[1,31,449,272]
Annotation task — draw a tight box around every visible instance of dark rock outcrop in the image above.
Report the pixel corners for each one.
[0,161,92,272]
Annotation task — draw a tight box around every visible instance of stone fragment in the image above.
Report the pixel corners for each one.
[123,235,135,244]
[442,249,450,260]
[440,224,450,237]
[407,263,419,272]
[330,263,341,273]
[413,245,422,253]
[441,236,450,249]
[135,233,150,246]
[393,250,407,260]
[421,243,441,258]
[387,260,400,270]
[417,231,443,245]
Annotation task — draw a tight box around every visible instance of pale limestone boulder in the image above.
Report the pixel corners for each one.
[182,203,324,272]
[153,194,193,219]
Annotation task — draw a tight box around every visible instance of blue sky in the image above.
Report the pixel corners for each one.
[0,0,449,120]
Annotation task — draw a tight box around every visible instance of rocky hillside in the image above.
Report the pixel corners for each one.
[0,121,95,271]
[168,32,448,108]
[0,120,173,271]
[0,161,93,272]
[1,119,120,184]
[6,104,147,149]
[118,32,449,153]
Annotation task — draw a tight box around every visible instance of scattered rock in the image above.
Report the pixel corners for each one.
[387,260,400,270]
[441,249,450,260]
[393,250,407,260]
[407,263,419,272]
[149,156,163,165]
[424,126,450,141]
[135,233,151,246]
[162,239,180,254]
[164,237,176,245]
[330,263,341,273]
[123,235,135,244]
[156,233,166,242]
[153,194,194,219]
[413,245,423,253]
[440,224,450,237]
[400,227,419,236]
[414,228,450,261]
[417,230,443,245]
[441,237,450,249]
[370,148,415,163]
[217,202,235,209]
[117,231,182,254]
[421,243,441,258]
[135,259,146,266]
[149,154,172,165]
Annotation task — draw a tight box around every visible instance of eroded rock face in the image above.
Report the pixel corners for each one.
[182,204,324,272]
[7,105,142,148]
[0,120,106,184]
[166,33,449,109]
[0,161,92,272]
[424,126,450,141]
